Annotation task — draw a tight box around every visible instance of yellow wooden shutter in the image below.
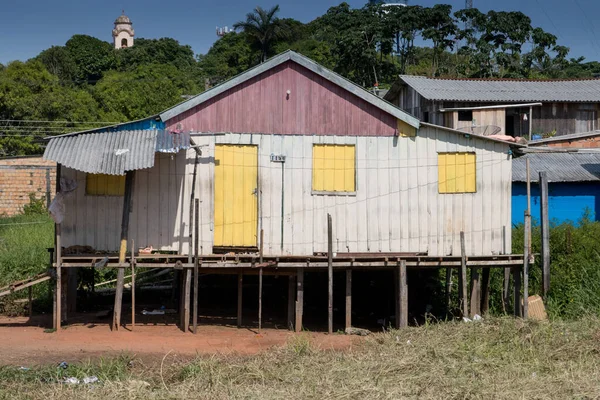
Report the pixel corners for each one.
[86,174,126,196]
[312,144,355,192]
[438,153,476,194]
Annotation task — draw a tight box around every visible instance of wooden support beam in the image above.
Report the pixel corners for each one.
[237,273,243,328]
[28,286,33,318]
[459,232,468,318]
[112,170,135,331]
[287,275,295,330]
[295,268,304,333]
[183,269,191,332]
[539,171,550,298]
[60,269,67,323]
[480,268,490,315]
[398,260,408,328]
[131,240,135,330]
[345,269,352,331]
[55,223,62,332]
[327,213,333,334]
[523,213,531,319]
[193,199,199,334]
[258,229,264,332]
[445,267,452,314]
[470,268,481,318]
[513,265,522,318]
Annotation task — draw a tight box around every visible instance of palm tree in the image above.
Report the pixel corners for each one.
[233,5,290,63]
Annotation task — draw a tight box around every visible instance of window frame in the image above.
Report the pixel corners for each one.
[311,143,357,196]
[458,110,473,122]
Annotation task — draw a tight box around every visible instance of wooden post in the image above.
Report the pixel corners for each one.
[528,106,533,141]
[513,266,522,317]
[398,260,408,328]
[523,213,531,319]
[237,272,243,328]
[459,232,468,317]
[258,229,263,332]
[193,199,199,334]
[61,269,67,323]
[55,223,62,331]
[131,240,135,330]
[287,275,295,330]
[45,168,51,209]
[480,268,490,315]
[28,286,33,318]
[502,225,510,314]
[526,158,532,255]
[295,268,304,333]
[470,268,481,318]
[112,170,135,331]
[345,269,352,331]
[327,213,333,334]
[183,269,191,332]
[445,267,452,314]
[539,171,550,298]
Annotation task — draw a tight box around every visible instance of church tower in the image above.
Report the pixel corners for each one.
[112,11,134,49]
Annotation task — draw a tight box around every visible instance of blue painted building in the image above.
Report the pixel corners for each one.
[512,152,600,225]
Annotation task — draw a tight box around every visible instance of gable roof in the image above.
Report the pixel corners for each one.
[159,51,420,129]
[393,75,600,103]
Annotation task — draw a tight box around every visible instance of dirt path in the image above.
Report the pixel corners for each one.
[0,315,354,366]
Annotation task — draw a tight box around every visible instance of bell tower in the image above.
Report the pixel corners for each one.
[112,11,135,49]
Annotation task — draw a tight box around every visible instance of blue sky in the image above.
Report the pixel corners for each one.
[1,0,599,65]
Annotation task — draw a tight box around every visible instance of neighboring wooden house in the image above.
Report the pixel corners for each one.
[513,152,600,224]
[529,130,600,149]
[43,51,527,331]
[384,76,600,138]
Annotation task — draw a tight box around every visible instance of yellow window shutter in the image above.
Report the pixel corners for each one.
[86,174,126,196]
[438,153,476,194]
[313,144,355,192]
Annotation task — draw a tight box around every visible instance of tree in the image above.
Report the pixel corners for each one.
[421,5,457,76]
[197,31,255,84]
[36,46,77,84]
[233,5,291,63]
[383,5,425,74]
[65,35,117,84]
[116,38,197,71]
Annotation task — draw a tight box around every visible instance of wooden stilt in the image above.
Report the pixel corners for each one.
[513,266,522,317]
[399,260,408,328]
[258,229,264,332]
[327,213,333,334]
[459,232,468,318]
[112,170,135,331]
[61,269,67,323]
[345,269,352,331]
[480,268,490,315]
[237,272,243,328]
[131,240,135,330]
[470,268,481,318]
[28,286,33,318]
[539,171,550,297]
[183,269,191,332]
[55,223,62,332]
[502,225,510,314]
[445,267,452,313]
[193,199,199,334]
[523,213,531,319]
[287,275,295,330]
[295,268,304,333]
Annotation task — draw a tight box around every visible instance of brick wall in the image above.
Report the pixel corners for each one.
[546,136,600,148]
[0,156,57,216]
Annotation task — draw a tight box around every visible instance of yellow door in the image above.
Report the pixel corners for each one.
[214,144,258,247]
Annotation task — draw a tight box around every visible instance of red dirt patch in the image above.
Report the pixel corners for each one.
[0,315,354,366]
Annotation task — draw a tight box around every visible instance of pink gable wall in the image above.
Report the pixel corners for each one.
[165,61,398,136]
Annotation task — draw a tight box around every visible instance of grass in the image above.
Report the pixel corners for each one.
[1,317,600,399]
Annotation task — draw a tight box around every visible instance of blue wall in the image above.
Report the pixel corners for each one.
[512,182,600,225]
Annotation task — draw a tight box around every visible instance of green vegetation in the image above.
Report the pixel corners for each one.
[1,318,600,398]
[2,2,600,156]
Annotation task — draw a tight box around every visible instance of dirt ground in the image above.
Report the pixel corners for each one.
[0,314,355,366]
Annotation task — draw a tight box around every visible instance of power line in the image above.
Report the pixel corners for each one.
[570,0,600,58]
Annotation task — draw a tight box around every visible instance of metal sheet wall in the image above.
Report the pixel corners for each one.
[59,125,512,256]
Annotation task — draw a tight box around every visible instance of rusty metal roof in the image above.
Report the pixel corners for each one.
[398,75,600,103]
[513,152,600,183]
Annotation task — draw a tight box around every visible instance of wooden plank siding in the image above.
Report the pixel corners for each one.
[165,62,398,137]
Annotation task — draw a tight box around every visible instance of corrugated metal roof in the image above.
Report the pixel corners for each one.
[513,152,600,183]
[400,75,600,103]
[43,130,158,175]
[529,130,600,145]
